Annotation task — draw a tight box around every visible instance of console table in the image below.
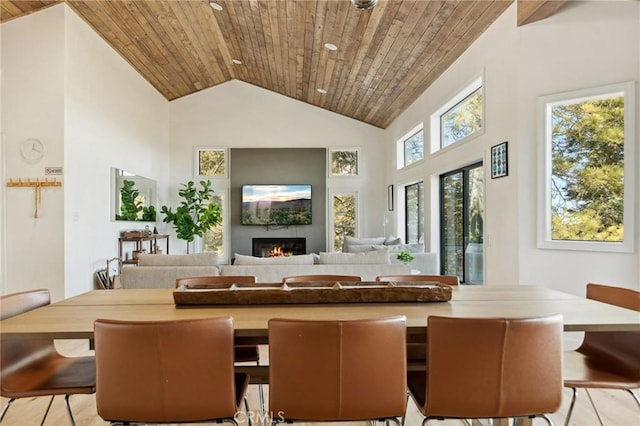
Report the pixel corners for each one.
[118,234,169,269]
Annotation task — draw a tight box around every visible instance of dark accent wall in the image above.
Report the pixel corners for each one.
[230,148,326,257]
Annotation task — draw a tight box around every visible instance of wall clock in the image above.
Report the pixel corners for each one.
[20,138,45,163]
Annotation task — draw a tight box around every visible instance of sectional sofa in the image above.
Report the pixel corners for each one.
[119,250,412,289]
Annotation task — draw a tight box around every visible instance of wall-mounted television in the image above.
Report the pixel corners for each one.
[242,184,312,225]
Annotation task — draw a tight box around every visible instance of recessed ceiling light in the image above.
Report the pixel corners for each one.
[209,2,223,11]
[317,88,327,94]
[231,59,243,65]
[324,43,338,51]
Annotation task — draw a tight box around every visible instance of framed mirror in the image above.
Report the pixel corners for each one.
[112,168,157,222]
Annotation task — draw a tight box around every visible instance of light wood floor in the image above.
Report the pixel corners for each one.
[1,340,638,426]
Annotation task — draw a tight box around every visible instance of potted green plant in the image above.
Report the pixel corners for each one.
[396,250,414,265]
[160,180,222,253]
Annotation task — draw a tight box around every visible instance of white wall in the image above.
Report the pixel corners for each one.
[0,4,171,299]
[63,6,170,297]
[384,1,520,285]
[1,5,66,300]
[384,1,640,295]
[516,1,640,294]
[169,80,385,257]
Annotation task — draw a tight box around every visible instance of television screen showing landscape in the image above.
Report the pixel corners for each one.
[242,184,312,225]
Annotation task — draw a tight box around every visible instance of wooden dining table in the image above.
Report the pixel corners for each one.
[2,285,639,344]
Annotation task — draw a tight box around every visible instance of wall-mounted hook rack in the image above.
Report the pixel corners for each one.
[6,178,63,218]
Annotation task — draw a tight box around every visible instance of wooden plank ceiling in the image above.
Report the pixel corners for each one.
[1,0,564,129]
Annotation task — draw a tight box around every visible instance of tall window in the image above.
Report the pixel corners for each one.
[396,124,424,169]
[539,82,635,252]
[203,193,225,259]
[332,193,357,251]
[431,76,483,152]
[404,182,424,244]
[441,163,484,284]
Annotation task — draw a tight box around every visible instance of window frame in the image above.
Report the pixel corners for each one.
[537,81,636,253]
[328,190,360,252]
[396,123,424,170]
[194,147,228,179]
[201,187,229,264]
[430,75,484,153]
[402,180,425,245]
[439,162,484,284]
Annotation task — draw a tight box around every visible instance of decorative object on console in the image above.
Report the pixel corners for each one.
[161,180,221,253]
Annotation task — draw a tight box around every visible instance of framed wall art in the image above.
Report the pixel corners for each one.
[491,141,508,179]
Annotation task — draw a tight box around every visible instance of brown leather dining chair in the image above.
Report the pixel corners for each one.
[174,275,263,417]
[268,316,407,424]
[175,275,257,288]
[377,274,460,364]
[175,275,260,362]
[0,289,96,425]
[94,316,250,425]
[407,314,563,425]
[376,274,460,286]
[281,274,362,284]
[563,283,640,425]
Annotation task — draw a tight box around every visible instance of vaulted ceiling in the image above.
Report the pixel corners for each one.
[1,0,565,128]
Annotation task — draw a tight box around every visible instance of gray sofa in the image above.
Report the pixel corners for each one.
[221,250,411,283]
[342,236,438,274]
[120,250,412,288]
[120,253,219,289]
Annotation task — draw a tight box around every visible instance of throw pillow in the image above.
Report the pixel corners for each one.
[346,245,376,253]
[318,249,390,264]
[343,236,386,253]
[384,236,403,245]
[233,253,315,265]
[386,243,424,253]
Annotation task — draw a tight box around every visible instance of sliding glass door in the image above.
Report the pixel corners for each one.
[440,163,484,284]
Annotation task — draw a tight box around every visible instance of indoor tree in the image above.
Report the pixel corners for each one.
[161,180,222,253]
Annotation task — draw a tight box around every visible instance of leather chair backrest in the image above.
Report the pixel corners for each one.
[269,316,407,421]
[175,275,256,288]
[579,283,640,379]
[376,275,460,285]
[0,289,50,320]
[0,289,55,383]
[425,314,563,418]
[282,274,362,284]
[94,317,237,423]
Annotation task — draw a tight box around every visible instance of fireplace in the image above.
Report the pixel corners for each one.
[252,238,306,257]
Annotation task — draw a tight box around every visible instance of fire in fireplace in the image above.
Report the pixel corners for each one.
[252,238,306,257]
